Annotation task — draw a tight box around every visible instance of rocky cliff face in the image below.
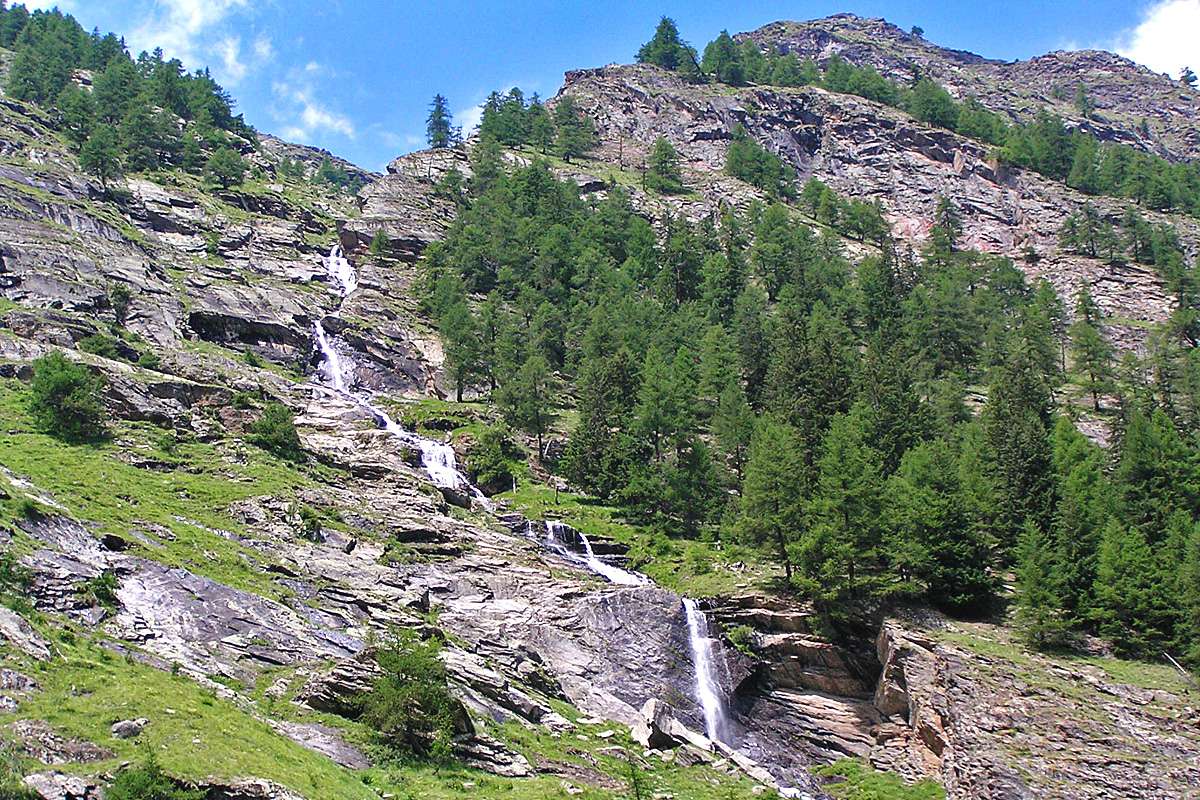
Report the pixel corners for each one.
[557,62,1195,353]
[1,14,1199,800]
[743,14,1200,161]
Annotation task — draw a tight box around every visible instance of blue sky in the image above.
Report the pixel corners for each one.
[39,1,1200,170]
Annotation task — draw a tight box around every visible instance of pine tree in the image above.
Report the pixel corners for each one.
[79,127,122,189]
[426,94,455,148]
[1014,521,1070,649]
[526,99,555,154]
[738,415,806,582]
[1093,520,1163,656]
[1049,417,1112,623]
[636,17,694,73]
[712,382,754,484]
[553,96,595,163]
[440,302,480,402]
[887,438,995,613]
[800,403,886,601]
[645,136,684,194]
[204,146,246,189]
[701,30,744,85]
[1069,287,1114,410]
[497,353,552,457]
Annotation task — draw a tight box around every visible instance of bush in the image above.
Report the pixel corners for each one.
[80,570,119,611]
[135,351,161,371]
[29,351,106,442]
[242,348,264,367]
[77,333,122,360]
[204,146,246,189]
[105,756,205,800]
[247,402,304,462]
[356,630,462,763]
[724,624,756,656]
[467,426,520,494]
[108,283,133,325]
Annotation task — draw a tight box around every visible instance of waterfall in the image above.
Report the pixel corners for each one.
[312,244,488,507]
[543,521,645,586]
[326,243,357,296]
[683,598,728,744]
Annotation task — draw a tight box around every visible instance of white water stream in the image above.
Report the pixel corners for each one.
[313,245,488,506]
[316,243,733,756]
[542,521,730,743]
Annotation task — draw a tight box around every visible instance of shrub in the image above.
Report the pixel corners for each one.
[247,402,304,462]
[29,351,106,442]
[725,624,757,656]
[369,229,391,259]
[467,426,519,494]
[80,570,119,611]
[242,348,264,367]
[105,755,205,800]
[356,630,462,763]
[815,758,945,800]
[108,283,133,325]
[77,333,122,360]
[135,351,161,371]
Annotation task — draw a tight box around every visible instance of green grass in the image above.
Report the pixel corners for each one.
[0,380,336,600]
[8,635,375,800]
[815,759,945,800]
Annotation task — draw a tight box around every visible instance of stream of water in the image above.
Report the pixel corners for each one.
[313,245,486,505]
[315,243,732,753]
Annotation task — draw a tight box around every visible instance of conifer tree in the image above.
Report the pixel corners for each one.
[79,127,122,189]
[1093,520,1163,656]
[1069,287,1114,410]
[636,17,695,73]
[738,415,806,581]
[526,98,555,154]
[440,302,480,402]
[553,96,595,163]
[712,382,754,484]
[645,136,684,194]
[426,94,455,148]
[497,353,552,457]
[1014,521,1070,649]
[701,30,744,85]
[799,403,886,601]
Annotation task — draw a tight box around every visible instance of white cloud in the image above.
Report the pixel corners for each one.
[253,35,274,61]
[215,37,246,84]
[272,69,356,142]
[128,0,249,63]
[1113,0,1200,77]
[454,103,484,134]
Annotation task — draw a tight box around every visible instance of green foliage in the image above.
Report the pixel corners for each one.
[29,351,105,442]
[79,126,123,188]
[815,759,945,800]
[77,332,123,360]
[553,95,596,163]
[104,756,206,800]
[645,136,685,194]
[204,146,247,189]
[426,93,458,149]
[80,570,120,611]
[466,425,520,493]
[4,7,252,176]
[247,403,304,462]
[357,630,461,764]
[368,229,391,259]
[636,17,699,76]
[725,125,792,198]
[108,282,134,325]
[314,157,366,192]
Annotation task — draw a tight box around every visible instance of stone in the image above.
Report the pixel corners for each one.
[0,606,51,661]
[111,718,149,739]
[22,771,102,800]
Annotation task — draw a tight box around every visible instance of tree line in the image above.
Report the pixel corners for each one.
[1,4,253,188]
[418,120,1200,665]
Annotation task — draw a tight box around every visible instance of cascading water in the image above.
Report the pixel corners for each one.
[543,521,645,586]
[312,244,487,505]
[683,598,729,744]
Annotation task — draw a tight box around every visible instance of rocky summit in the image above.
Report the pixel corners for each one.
[0,7,1199,800]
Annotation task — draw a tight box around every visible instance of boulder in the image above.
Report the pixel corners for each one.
[22,771,102,800]
[111,717,149,739]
